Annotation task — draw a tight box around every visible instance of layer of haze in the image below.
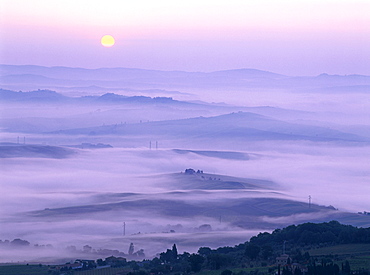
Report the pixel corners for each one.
[1,0,370,264]
[1,0,370,75]
[1,64,370,262]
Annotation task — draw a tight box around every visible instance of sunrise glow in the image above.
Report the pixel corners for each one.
[1,0,369,75]
[101,35,115,47]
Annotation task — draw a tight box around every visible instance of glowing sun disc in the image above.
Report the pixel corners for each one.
[101,35,115,47]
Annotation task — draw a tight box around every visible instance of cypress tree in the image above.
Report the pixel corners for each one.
[172,244,178,259]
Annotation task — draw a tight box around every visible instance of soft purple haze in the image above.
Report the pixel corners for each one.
[1,0,370,264]
[1,0,370,75]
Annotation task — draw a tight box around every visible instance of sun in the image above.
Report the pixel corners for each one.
[101,35,115,47]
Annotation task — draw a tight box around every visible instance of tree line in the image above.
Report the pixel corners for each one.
[57,220,370,274]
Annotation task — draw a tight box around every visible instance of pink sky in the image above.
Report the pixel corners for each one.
[1,0,369,75]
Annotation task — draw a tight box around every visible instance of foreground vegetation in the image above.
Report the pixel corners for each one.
[2,221,370,274]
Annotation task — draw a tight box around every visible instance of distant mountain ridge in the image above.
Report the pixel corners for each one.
[51,111,369,143]
[2,64,369,80]
[1,89,367,144]
[0,65,286,91]
[0,64,285,80]
[0,88,185,105]
[0,88,67,102]
[3,64,369,92]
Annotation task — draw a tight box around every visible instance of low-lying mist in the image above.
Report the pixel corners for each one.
[1,143,370,263]
[1,67,370,263]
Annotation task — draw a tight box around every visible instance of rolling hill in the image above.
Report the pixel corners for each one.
[0,143,76,158]
[51,111,369,143]
[27,171,370,230]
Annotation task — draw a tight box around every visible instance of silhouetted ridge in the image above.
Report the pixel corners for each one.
[0,88,66,101]
[0,143,76,158]
[0,89,177,104]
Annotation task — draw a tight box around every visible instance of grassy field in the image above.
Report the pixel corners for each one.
[346,255,370,271]
[0,265,130,275]
[308,244,370,272]
[308,243,370,256]
[197,266,272,275]
[75,267,128,275]
[0,264,49,275]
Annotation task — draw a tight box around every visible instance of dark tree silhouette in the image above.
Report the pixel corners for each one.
[245,243,260,260]
[188,254,204,272]
[172,244,178,259]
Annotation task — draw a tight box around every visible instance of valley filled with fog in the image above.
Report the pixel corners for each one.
[1,65,370,263]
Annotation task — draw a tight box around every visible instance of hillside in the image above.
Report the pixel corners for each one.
[26,170,370,230]
[51,111,369,144]
[0,143,76,158]
[2,221,370,274]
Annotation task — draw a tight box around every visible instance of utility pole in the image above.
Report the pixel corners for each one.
[309,195,312,208]
[123,222,126,236]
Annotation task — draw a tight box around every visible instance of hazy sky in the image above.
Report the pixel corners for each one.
[1,0,369,75]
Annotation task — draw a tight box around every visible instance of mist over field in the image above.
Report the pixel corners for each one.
[1,65,370,263]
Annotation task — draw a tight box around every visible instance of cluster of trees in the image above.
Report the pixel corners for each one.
[125,221,370,274]
[184,168,203,175]
[80,244,360,275]
[0,238,30,246]
[8,221,370,274]
[249,220,370,247]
